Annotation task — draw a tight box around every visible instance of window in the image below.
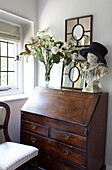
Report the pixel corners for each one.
[0,39,19,88]
[0,21,21,94]
[0,9,34,96]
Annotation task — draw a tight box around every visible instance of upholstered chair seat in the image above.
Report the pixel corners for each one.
[0,142,38,170]
[0,102,39,170]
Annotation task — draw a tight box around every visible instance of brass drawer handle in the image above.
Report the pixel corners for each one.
[47,155,51,160]
[62,166,69,170]
[63,133,70,140]
[48,139,51,144]
[31,123,37,130]
[84,129,88,136]
[30,136,37,143]
[63,148,71,156]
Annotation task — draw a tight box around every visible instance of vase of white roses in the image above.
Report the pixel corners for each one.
[18,29,78,87]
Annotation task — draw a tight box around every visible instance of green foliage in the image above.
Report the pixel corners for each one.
[34,47,44,63]
[18,29,78,67]
[52,54,60,64]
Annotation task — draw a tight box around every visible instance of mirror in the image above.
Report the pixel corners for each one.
[65,15,93,47]
[61,15,93,90]
[69,66,80,82]
[72,24,84,41]
[61,61,85,89]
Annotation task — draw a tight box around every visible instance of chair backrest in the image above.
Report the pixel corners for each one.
[0,102,11,142]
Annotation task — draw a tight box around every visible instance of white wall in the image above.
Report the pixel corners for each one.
[0,0,37,142]
[6,99,27,142]
[0,0,37,32]
[36,0,112,168]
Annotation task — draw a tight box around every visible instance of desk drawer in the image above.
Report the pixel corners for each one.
[37,150,85,170]
[22,120,48,137]
[21,130,86,167]
[50,128,87,150]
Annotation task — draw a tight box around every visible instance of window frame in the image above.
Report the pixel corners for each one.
[0,40,16,87]
[0,38,22,96]
[0,9,34,97]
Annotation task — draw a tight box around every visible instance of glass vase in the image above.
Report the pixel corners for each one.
[45,79,50,88]
[45,65,52,88]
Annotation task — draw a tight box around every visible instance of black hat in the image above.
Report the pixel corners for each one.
[80,42,108,65]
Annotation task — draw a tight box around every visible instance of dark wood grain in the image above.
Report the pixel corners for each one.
[87,93,108,170]
[50,128,87,150]
[22,130,86,167]
[21,87,100,126]
[37,150,85,170]
[20,87,108,170]
[0,102,11,142]
[22,111,88,137]
[22,120,49,137]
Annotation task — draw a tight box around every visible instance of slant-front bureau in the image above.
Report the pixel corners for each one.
[20,87,108,170]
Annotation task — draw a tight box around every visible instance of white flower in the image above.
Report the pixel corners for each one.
[33,37,39,44]
[71,52,78,61]
[63,42,72,50]
[66,52,72,58]
[56,43,61,47]
[51,46,58,54]
[41,34,51,40]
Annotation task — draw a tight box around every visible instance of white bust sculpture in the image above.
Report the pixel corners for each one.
[80,42,108,93]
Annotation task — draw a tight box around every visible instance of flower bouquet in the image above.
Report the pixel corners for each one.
[18,29,78,87]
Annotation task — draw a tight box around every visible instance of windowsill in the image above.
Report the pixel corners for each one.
[0,93,29,102]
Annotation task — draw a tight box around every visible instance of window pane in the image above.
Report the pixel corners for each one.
[8,72,15,85]
[0,39,19,89]
[8,58,14,71]
[1,72,7,86]
[1,42,7,56]
[8,43,14,57]
[1,57,7,71]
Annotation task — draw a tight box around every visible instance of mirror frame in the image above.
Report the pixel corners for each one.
[61,15,93,90]
[69,66,80,83]
[65,15,93,47]
[61,59,85,90]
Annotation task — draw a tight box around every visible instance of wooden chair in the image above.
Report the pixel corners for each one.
[0,102,39,170]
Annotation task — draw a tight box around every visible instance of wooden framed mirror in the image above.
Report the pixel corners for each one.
[61,60,85,90]
[65,15,93,47]
[61,15,93,90]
